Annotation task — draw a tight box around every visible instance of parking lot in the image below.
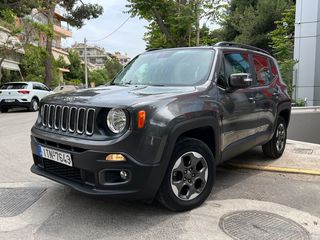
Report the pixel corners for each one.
[1,110,320,239]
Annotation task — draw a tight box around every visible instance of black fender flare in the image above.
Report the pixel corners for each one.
[150,116,221,199]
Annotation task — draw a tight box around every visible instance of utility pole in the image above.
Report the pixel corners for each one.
[84,37,88,88]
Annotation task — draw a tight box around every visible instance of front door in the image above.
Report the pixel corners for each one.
[217,51,258,160]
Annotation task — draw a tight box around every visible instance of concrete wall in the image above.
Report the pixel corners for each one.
[288,107,320,144]
[294,0,320,106]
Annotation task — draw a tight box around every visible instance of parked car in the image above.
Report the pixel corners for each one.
[0,82,53,112]
[30,42,291,211]
[53,85,79,93]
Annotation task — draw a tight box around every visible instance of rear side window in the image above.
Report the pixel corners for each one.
[270,60,280,81]
[253,54,271,86]
[0,83,28,89]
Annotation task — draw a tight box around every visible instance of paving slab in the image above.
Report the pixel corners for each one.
[227,140,320,175]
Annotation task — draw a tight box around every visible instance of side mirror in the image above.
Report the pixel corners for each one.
[229,73,253,89]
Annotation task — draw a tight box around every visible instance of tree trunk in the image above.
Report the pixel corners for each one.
[0,57,5,84]
[195,1,201,46]
[151,7,176,46]
[44,5,55,87]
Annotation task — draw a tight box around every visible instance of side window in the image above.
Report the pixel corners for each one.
[217,52,251,89]
[41,84,50,91]
[33,83,42,90]
[253,54,271,86]
[224,52,251,77]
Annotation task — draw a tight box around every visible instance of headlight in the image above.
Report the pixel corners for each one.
[107,108,127,134]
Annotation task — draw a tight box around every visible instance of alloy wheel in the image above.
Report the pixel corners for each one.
[276,123,286,152]
[170,151,208,201]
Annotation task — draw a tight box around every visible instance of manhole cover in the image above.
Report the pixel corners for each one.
[219,210,310,240]
[0,187,46,217]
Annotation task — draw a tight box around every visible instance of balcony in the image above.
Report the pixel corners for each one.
[54,25,72,38]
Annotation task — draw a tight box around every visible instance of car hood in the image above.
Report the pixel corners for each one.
[42,85,196,108]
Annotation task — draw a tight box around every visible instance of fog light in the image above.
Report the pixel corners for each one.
[106,154,126,161]
[120,170,128,180]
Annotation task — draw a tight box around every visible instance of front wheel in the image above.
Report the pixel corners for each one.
[157,138,215,211]
[0,107,8,113]
[262,116,287,159]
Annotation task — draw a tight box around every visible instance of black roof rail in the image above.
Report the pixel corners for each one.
[146,47,163,52]
[214,41,270,55]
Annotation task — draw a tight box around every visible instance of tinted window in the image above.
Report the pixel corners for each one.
[0,83,28,90]
[224,53,251,77]
[217,60,228,89]
[33,83,42,90]
[112,49,215,86]
[253,54,271,86]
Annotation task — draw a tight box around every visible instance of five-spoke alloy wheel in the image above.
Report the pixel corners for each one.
[157,138,215,211]
[262,116,287,159]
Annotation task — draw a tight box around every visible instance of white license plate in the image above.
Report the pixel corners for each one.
[4,99,15,103]
[38,146,73,167]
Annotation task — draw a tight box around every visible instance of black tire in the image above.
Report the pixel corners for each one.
[157,138,215,212]
[262,116,287,159]
[0,107,8,113]
[29,98,39,112]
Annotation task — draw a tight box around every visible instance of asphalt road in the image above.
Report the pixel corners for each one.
[1,109,320,240]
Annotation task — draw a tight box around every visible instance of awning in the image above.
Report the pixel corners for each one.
[1,59,20,71]
[52,48,70,65]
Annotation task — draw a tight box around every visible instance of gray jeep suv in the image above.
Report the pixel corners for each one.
[30,42,291,211]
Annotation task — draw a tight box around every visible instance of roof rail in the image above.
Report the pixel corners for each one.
[214,42,270,55]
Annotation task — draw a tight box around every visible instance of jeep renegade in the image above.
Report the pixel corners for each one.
[30,42,291,211]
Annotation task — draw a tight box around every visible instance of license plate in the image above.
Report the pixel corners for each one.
[38,146,73,167]
[4,99,15,103]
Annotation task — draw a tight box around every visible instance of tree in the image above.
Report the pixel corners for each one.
[89,69,109,86]
[127,0,225,49]
[269,5,296,96]
[33,1,103,87]
[105,57,123,80]
[218,0,294,51]
[64,49,84,82]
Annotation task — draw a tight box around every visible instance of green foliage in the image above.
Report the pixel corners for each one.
[89,69,109,86]
[105,58,123,80]
[0,0,40,17]
[292,99,306,107]
[64,50,84,83]
[219,0,294,51]
[21,45,47,82]
[127,0,225,48]
[269,5,296,97]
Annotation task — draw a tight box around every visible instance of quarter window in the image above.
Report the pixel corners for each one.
[253,55,271,86]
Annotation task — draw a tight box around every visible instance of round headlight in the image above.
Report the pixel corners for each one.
[107,108,127,134]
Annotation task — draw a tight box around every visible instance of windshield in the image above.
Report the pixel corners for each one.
[0,83,28,90]
[112,49,215,86]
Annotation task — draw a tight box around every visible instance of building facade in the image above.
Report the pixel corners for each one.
[72,43,111,70]
[294,0,320,106]
[29,7,72,83]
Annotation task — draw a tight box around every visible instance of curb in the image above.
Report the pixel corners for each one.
[226,163,320,176]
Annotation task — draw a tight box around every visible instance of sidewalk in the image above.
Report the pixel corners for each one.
[226,140,320,175]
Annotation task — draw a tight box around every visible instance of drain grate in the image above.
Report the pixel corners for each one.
[219,210,310,240]
[293,148,313,155]
[0,187,46,217]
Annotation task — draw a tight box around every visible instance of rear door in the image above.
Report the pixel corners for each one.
[251,54,277,144]
[217,51,259,158]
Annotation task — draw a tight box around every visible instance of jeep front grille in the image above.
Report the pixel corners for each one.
[41,104,95,136]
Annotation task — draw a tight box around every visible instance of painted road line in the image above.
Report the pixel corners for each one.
[226,163,320,176]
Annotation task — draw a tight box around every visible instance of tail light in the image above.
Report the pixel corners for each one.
[18,90,30,94]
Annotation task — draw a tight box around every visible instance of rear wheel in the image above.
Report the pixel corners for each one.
[262,116,287,159]
[29,98,39,112]
[157,138,215,211]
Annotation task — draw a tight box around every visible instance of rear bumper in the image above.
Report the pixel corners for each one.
[30,131,165,200]
[0,100,30,108]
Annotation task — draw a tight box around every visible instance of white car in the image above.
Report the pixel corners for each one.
[0,82,54,113]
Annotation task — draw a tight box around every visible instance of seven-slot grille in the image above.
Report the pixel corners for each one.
[40,104,95,136]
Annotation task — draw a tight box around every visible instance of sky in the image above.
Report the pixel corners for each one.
[64,0,148,58]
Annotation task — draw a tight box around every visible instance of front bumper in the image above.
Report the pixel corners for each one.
[30,128,166,200]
